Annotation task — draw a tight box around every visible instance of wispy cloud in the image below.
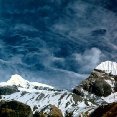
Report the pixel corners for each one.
[74,47,102,73]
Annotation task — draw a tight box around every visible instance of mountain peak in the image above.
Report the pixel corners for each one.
[7,74,28,87]
[6,74,54,90]
[95,61,117,75]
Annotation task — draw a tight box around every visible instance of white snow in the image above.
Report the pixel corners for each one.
[96,61,117,75]
[102,92,117,103]
[7,74,29,88]
[1,90,80,116]
[0,82,8,87]
[78,101,87,108]
[31,82,54,89]
[0,74,54,89]
[105,79,115,88]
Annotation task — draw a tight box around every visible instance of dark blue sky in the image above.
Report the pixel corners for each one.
[0,0,117,89]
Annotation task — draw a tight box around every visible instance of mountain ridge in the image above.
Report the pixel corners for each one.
[0,74,54,92]
[0,61,117,116]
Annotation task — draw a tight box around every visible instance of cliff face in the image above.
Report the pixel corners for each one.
[73,61,117,97]
[72,61,117,116]
[73,69,116,97]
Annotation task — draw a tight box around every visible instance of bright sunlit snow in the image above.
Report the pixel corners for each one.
[96,61,117,75]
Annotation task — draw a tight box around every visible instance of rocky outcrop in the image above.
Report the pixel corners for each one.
[33,104,63,117]
[65,111,73,117]
[91,79,112,97]
[0,100,33,117]
[0,85,19,95]
[90,102,117,117]
[73,69,116,97]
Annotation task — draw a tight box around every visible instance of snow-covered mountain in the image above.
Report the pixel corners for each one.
[1,61,117,116]
[73,61,117,116]
[96,61,117,75]
[0,74,54,92]
[0,74,96,117]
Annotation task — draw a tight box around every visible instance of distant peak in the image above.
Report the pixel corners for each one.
[6,74,54,89]
[7,74,28,86]
[9,74,25,81]
[96,61,117,75]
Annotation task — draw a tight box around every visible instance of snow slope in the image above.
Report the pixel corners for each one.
[96,61,117,75]
[0,74,96,117]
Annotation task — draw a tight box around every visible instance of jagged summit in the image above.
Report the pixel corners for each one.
[95,61,117,75]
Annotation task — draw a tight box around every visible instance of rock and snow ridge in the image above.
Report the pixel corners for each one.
[96,61,117,75]
[0,61,117,116]
[0,74,54,91]
[0,74,96,117]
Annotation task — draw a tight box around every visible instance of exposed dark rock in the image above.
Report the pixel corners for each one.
[0,100,33,117]
[90,102,117,117]
[33,105,38,112]
[65,111,73,117]
[73,69,114,97]
[33,111,45,117]
[91,79,112,97]
[33,104,63,117]
[114,76,117,81]
[0,85,19,95]
[73,86,84,96]
[114,82,117,92]
[21,91,27,96]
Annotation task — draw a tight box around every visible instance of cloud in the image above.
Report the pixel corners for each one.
[73,47,102,73]
[51,47,102,74]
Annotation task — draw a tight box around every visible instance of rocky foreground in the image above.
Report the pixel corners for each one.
[91,102,117,117]
[0,100,64,117]
[0,61,117,117]
[0,100,117,117]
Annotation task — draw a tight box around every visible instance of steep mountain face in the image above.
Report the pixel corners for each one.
[73,69,114,97]
[73,61,117,115]
[73,61,117,96]
[0,61,117,117]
